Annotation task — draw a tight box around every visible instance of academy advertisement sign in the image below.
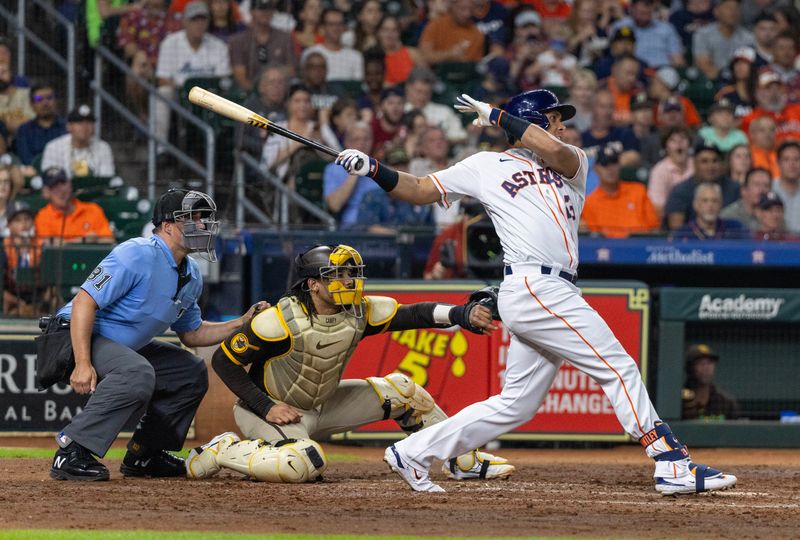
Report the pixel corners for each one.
[342,282,649,442]
[661,288,800,322]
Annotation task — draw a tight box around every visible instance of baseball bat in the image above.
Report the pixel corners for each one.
[188,86,347,162]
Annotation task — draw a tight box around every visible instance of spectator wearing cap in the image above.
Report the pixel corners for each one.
[581,89,641,167]
[610,0,684,69]
[418,0,485,66]
[649,66,701,129]
[303,8,364,81]
[0,61,34,136]
[593,25,637,81]
[741,69,800,144]
[721,167,772,230]
[2,200,42,316]
[629,93,662,169]
[40,105,115,178]
[369,87,406,159]
[323,122,380,228]
[681,344,739,421]
[699,99,748,152]
[692,0,754,81]
[748,115,780,178]
[604,54,643,126]
[656,96,688,133]
[566,0,611,69]
[355,146,433,234]
[581,142,660,238]
[772,140,800,232]
[238,66,289,158]
[155,1,231,158]
[752,11,780,66]
[13,84,67,167]
[713,46,757,119]
[669,0,715,52]
[34,166,114,245]
[769,31,800,103]
[404,67,468,144]
[229,0,295,93]
[753,190,796,240]
[664,143,741,230]
[567,69,598,133]
[509,10,548,91]
[648,127,695,216]
[376,15,424,87]
[671,181,746,240]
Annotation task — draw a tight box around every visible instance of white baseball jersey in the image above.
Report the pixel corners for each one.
[429,146,588,273]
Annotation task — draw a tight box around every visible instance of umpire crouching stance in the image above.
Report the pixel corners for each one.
[48,189,266,481]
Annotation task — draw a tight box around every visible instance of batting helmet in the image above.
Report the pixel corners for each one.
[292,244,367,317]
[504,89,576,123]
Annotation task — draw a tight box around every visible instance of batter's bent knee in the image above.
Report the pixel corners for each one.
[217,438,327,483]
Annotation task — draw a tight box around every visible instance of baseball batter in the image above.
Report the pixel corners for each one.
[335,90,737,495]
[186,244,514,484]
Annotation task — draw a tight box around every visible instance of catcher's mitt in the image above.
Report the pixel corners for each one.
[468,285,501,321]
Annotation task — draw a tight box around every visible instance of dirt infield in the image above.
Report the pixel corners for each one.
[2,445,799,539]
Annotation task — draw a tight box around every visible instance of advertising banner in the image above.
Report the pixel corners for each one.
[340,281,649,442]
[660,288,800,322]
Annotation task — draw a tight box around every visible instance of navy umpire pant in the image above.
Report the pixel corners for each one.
[59,336,208,457]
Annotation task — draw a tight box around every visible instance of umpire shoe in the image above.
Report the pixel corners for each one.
[383,445,445,493]
[50,442,110,481]
[120,450,186,478]
[442,450,515,481]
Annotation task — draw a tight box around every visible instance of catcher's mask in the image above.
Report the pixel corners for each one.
[153,189,220,262]
[293,244,366,317]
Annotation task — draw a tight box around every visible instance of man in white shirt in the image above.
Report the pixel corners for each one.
[154,1,231,153]
[41,105,115,178]
[302,8,363,82]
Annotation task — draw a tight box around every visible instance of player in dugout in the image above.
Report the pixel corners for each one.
[187,244,514,484]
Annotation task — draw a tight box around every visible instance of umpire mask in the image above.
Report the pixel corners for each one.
[154,189,220,262]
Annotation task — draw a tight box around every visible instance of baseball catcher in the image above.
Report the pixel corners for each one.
[187,244,513,484]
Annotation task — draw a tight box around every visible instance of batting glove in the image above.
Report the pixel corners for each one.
[454,94,497,127]
[335,149,371,176]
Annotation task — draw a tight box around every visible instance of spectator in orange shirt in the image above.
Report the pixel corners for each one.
[34,167,114,246]
[741,70,800,144]
[581,143,660,238]
[605,54,643,126]
[650,66,701,129]
[418,0,485,66]
[748,115,780,179]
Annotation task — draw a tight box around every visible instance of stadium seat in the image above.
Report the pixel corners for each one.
[39,244,113,300]
[329,80,363,99]
[294,159,328,210]
[14,194,47,213]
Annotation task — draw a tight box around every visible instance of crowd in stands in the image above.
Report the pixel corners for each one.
[3,0,800,303]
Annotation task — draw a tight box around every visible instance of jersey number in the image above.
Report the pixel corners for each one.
[87,265,112,290]
[564,194,577,221]
[501,167,564,198]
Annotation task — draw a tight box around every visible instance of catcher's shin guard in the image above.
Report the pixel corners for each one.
[186,431,240,479]
[217,438,327,483]
[367,372,447,433]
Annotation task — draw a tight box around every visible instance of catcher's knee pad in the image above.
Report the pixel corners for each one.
[186,431,241,479]
[218,438,327,483]
[367,372,448,432]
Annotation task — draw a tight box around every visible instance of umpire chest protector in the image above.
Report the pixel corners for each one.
[265,297,367,410]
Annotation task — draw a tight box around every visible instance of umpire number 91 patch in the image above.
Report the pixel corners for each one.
[87,265,112,290]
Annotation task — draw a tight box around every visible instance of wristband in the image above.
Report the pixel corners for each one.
[497,112,531,142]
[367,157,399,192]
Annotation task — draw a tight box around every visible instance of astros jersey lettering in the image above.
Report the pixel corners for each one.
[428,146,588,273]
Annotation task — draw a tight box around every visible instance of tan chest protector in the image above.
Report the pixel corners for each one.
[264,297,367,410]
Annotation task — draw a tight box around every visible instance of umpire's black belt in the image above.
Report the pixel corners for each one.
[504,263,578,285]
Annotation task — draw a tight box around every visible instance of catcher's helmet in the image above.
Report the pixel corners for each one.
[504,89,576,123]
[292,244,367,317]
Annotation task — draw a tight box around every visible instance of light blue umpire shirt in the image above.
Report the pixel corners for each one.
[57,235,203,351]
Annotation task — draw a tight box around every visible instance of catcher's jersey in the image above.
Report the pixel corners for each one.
[430,146,588,273]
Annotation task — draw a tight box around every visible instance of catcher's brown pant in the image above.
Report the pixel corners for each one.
[234,379,385,443]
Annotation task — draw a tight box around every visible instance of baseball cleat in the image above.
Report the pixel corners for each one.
[50,442,110,481]
[384,445,444,493]
[120,449,186,478]
[186,431,241,479]
[442,450,515,481]
[655,458,737,495]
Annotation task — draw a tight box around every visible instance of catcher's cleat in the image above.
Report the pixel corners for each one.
[654,459,737,495]
[120,450,186,478]
[50,442,110,481]
[384,445,444,493]
[442,450,515,481]
[643,422,737,495]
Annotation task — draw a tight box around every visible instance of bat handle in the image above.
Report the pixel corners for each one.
[354,158,364,171]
